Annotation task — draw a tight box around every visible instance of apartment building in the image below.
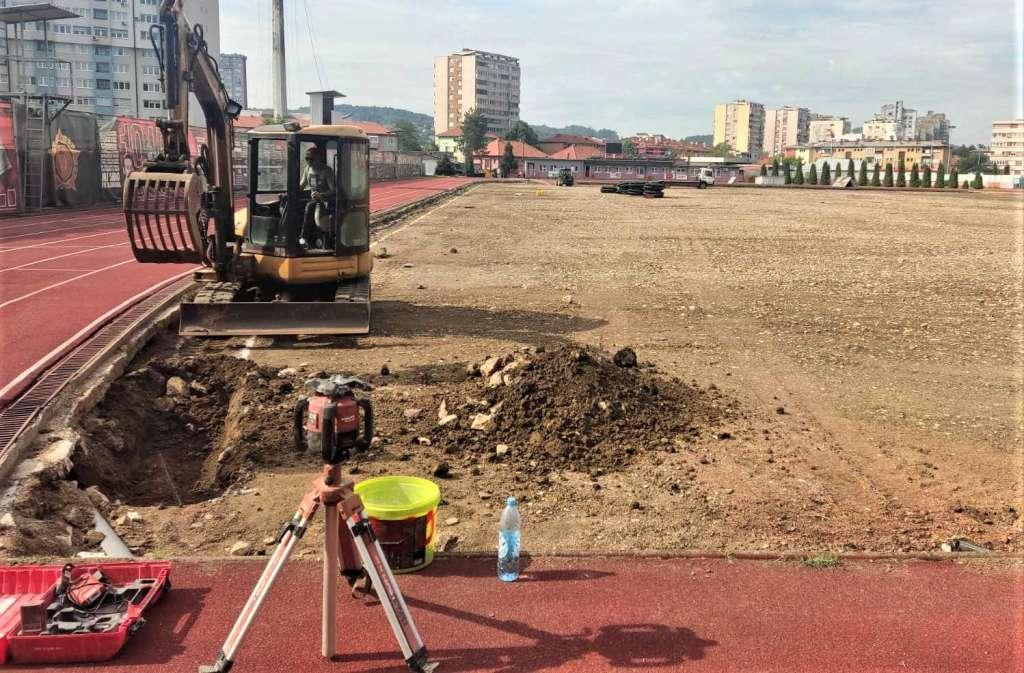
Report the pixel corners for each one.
[863,101,917,141]
[808,116,850,143]
[990,119,1024,175]
[433,48,520,136]
[713,100,765,159]
[792,140,951,171]
[219,52,246,109]
[762,106,809,157]
[0,0,219,125]
[916,111,953,142]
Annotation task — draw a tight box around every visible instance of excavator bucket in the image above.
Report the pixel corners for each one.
[178,278,372,336]
[123,171,206,264]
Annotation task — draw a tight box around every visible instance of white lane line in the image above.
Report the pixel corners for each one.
[0,267,195,403]
[0,228,123,253]
[0,220,121,242]
[372,193,461,247]
[0,210,115,232]
[0,243,127,273]
[5,267,110,272]
[0,259,135,310]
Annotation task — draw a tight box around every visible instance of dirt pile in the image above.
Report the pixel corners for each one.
[74,354,299,507]
[432,345,728,473]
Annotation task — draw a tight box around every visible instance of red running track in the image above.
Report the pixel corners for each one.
[4,556,1020,672]
[0,176,473,403]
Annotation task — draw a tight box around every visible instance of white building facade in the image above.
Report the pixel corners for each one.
[0,0,219,125]
[990,119,1024,176]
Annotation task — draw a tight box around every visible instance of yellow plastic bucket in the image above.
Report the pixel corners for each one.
[354,476,441,573]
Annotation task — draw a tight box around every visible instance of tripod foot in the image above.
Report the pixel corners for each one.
[407,647,439,673]
[198,652,232,673]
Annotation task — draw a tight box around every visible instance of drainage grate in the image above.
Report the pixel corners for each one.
[0,277,194,464]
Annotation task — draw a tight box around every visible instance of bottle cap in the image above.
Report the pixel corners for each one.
[506,496,517,507]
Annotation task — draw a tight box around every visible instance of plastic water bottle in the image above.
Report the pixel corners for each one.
[497,496,521,581]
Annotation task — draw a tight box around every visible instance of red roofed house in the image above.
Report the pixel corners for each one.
[476,139,548,176]
[536,133,605,155]
[338,120,399,153]
[435,126,499,163]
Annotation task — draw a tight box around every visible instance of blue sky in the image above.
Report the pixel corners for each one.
[220,0,1023,144]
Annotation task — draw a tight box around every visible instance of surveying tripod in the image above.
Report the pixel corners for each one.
[200,377,437,673]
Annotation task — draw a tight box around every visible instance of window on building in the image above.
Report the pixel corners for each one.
[95,62,110,73]
[113,81,130,90]
[111,29,128,39]
[143,65,160,75]
[93,9,108,20]
[72,25,92,36]
[94,45,110,56]
[142,81,160,92]
[143,99,163,109]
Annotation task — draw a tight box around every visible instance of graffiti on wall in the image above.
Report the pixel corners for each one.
[0,103,22,213]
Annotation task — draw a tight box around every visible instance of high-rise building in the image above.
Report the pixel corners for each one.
[808,116,851,143]
[219,53,247,109]
[433,48,520,136]
[864,101,917,141]
[916,111,953,142]
[713,100,765,158]
[990,119,1024,175]
[762,106,809,156]
[0,0,219,124]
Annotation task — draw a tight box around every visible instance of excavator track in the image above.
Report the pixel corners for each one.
[192,281,241,305]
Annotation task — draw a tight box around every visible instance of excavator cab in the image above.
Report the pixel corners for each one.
[245,128,370,258]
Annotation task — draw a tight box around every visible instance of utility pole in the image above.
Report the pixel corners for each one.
[271,0,287,119]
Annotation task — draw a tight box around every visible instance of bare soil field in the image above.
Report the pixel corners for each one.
[5,183,1021,559]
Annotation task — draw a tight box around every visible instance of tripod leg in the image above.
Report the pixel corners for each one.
[341,496,438,673]
[323,503,339,658]
[199,494,320,673]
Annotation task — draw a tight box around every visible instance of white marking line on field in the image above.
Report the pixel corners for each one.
[372,195,460,247]
[6,267,108,272]
[0,267,195,403]
[0,210,115,232]
[0,242,127,273]
[0,259,134,310]
[0,220,121,242]
[236,335,258,360]
[0,228,123,253]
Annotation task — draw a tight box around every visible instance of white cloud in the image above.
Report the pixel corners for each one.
[219,0,1020,143]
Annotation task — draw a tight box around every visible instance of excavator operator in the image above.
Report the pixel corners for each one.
[299,145,336,248]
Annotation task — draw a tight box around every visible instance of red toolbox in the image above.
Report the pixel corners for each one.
[0,561,171,665]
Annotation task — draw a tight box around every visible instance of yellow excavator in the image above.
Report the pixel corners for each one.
[123,0,373,336]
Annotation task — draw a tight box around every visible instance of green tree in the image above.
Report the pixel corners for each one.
[910,163,921,187]
[760,164,768,177]
[871,163,881,187]
[456,108,490,176]
[935,163,945,188]
[961,180,969,189]
[807,162,818,185]
[883,163,894,187]
[948,167,958,188]
[896,162,906,187]
[623,138,638,157]
[394,120,423,152]
[922,164,932,188]
[847,158,855,180]
[771,157,780,177]
[1005,165,1011,175]
[820,162,831,184]
[794,159,805,184]
[435,153,456,176]
[783,162,792,184]
[499,142,517,178]
[504,120,539,147]
[835,163,842,179]
[711,142,736,158]
[972,172,983,189]
[858,161,868,186]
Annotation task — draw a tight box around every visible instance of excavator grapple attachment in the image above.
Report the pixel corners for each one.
[123,171,206,264]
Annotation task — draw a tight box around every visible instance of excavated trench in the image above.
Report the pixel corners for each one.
[72,354,300,507]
